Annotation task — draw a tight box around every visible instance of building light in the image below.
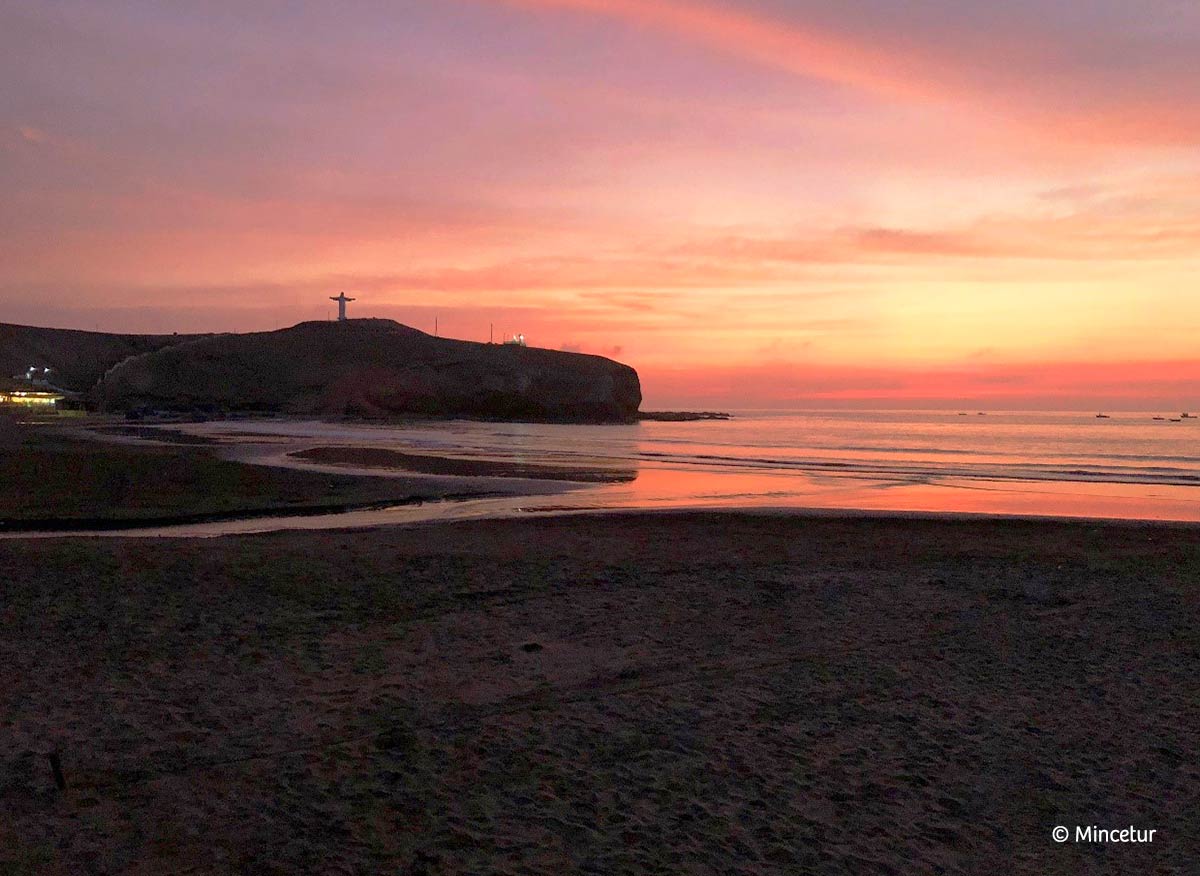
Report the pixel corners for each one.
[0,391,62,406]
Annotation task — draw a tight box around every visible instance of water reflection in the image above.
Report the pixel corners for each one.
[8,412,1199,539]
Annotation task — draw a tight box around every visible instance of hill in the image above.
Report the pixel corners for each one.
[96,319,642,422]
[0,322,207,392]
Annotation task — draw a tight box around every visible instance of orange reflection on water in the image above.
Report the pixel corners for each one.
[580,465,1200,523]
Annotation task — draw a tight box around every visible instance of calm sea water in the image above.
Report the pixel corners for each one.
[195,410,1200,524]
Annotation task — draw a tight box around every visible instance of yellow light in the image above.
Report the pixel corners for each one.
[0,392,61,406]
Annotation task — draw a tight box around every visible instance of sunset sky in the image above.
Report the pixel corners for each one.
[3,0,1199,408]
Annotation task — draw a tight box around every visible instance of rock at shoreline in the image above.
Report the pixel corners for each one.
[638,411,731,421]
[94,319,642,423]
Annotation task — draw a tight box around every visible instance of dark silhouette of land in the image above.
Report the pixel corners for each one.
[0,322,207,393]
[98,319,641,422]
[0,319,641,422]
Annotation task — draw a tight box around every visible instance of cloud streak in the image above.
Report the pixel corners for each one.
[483,0,1200,144]
[492,0,917,98]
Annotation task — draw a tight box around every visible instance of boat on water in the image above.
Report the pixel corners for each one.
[1170,418,1183,422]
[1095,413,1110,419]
[1153,416,1166,421]
[1182,413,1195,419]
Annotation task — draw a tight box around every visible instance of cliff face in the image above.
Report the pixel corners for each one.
[97,319,642,423]
[0,323,207,392]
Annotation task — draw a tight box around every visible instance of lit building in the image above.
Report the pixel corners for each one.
[1,373,67,408]
[0,388,63,407]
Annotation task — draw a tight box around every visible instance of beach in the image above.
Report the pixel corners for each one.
[4,511,1197,874]
[11,1,1200,872]
[0,423,584,534]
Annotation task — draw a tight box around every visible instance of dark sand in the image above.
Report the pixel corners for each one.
[291,446,636,483]
[0,427,506,526]
[3,513,1198,875]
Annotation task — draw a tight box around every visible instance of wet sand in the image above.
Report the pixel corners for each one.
[291,445,636,483]
[3,512,1198,874]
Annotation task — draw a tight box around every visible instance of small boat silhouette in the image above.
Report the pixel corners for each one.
[1095,413,1110,419]
[1153,416,1166,421]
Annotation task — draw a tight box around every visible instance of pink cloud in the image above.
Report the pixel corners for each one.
[483,0,1200,145]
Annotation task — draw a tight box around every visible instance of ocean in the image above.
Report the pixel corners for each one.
[196,410,1200,524]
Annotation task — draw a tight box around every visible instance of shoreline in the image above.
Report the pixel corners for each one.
[0,492,500,534]
[289,445,636,483]
[7,417,1200,538]
[8,503,1200,541]
[0,423,567,535]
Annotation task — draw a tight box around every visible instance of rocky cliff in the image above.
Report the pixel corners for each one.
[96,319,642,423]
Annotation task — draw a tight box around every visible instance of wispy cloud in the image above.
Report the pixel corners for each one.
[483,0,1200,144]
[491,0,915,97]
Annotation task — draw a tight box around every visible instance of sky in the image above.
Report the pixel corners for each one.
[2,0,1199,409]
